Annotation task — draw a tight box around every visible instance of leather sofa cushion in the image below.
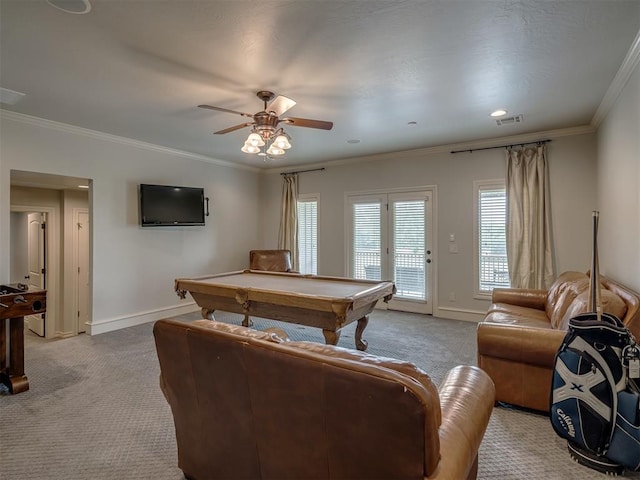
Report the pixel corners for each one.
[558,289,628,330]
[545,273,590,328]
[484,304,552,329]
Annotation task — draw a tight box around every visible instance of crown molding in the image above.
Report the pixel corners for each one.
[0,110,259,173]
[592,29,640,127]
[261,124,596,175]
[0,109,599,177]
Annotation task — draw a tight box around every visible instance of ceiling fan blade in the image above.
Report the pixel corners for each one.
[268,95,296,116]
[281,117,333,130]
[198,104,254,118]
[214,122,254,134]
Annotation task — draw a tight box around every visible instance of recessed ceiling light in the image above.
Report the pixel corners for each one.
[347,139,361,144]
[490,109,508,117]
[46,0,91,14]
[407,121,417,126]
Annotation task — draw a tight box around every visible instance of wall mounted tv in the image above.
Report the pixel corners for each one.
[139,183,208,227]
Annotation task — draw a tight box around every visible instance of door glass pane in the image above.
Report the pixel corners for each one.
[393,200,425,300]
[352,203,381,280]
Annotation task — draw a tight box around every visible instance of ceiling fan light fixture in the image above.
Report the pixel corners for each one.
[241,144,260,154]
[273,134,292,150]
[266,145,285,156]
[246,132,265,147]
[200,90,333,159]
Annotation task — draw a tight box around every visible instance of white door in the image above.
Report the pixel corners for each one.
[76,210,90,333]
[26,212,46,336]
[347,190,434,314]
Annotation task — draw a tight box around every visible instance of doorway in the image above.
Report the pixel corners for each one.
[10,170,91,338]
[10,205,58,337]
[346,187,435,314]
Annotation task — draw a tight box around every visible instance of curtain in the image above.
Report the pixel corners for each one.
[506,145,555,289]
[278,173,299,270]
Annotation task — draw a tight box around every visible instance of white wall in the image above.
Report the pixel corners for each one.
[0,114,261,334]
[9,212,28,282]
[259,132,598,320]
[597,60,640,291]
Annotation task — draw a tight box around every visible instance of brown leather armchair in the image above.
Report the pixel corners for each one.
[154,318,495,480]
[244,249,295,326]
[249,249,294,272]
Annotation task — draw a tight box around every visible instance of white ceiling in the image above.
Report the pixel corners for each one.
[1,1,639,169]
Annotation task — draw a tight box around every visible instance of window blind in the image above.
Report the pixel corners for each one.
[352,203,381,280]
[393,200,425,300]
[479,187,510,291]
[297,199,317,275]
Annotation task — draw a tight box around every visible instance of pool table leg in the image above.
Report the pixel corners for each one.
[201,308,215,321]
[322,329,341,346]
[355,315,369,351]
[242,314,253,328]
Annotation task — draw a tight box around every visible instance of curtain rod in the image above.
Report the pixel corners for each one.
[280,167,326,176]
[450,139,551,154]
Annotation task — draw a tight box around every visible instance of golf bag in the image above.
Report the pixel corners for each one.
[551,312,640,473]
[551,211,640,474]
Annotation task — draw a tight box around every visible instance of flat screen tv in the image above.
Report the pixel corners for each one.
[139,184,206,227]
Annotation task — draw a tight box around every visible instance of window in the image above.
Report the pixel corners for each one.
[474,181,510,296]
[297,195,318,275]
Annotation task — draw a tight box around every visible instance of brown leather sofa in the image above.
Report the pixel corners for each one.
[154,318,495,480]
[477,271,640,412]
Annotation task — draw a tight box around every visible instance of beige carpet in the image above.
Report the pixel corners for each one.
[0,310,631,479]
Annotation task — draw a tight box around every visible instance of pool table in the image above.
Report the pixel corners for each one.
[175,270,395,351]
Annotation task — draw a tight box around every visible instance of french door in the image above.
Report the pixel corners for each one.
[347,189,433,314]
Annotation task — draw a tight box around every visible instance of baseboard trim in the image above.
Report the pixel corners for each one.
[87,302,200,335]
[55,330,76,339]
[435,306,485,323]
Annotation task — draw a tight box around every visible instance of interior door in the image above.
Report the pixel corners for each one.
[347,189,433,314]
[76,210,90,333]
[26,212,46,336]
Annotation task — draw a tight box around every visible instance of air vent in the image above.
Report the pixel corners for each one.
[496,114,523,126]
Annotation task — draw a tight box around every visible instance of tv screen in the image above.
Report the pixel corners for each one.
[139,184,206,227]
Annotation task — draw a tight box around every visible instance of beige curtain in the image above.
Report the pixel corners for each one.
[278,173,299,270]
[506,145,554,289]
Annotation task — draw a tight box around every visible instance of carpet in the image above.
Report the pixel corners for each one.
[0,310,630,479]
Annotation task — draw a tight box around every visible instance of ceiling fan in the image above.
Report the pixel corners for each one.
[198,90,333,157]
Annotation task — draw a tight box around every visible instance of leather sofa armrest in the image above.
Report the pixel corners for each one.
[429,365,495,479]
[491,288,547,310]
[477,322,566,367]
